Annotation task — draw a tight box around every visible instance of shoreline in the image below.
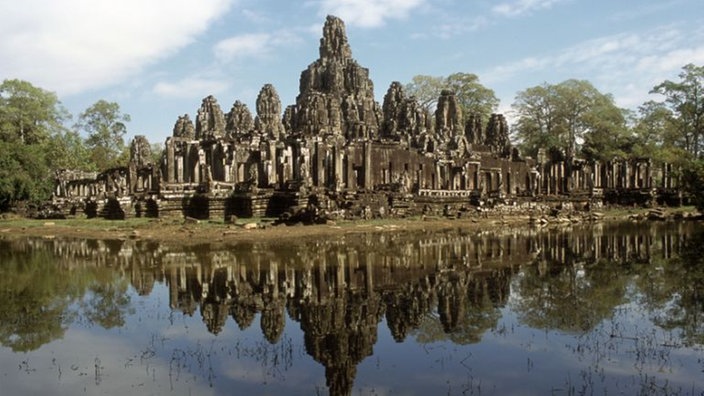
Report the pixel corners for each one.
[1,207,697,246]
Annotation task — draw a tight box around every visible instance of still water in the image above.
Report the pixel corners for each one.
[1,222,703,395]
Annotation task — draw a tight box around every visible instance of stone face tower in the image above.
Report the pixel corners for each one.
[254,84,285,140]
[195,95,226,140]
[287,15,381,139]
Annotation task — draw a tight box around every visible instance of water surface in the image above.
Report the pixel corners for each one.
[1,222,703,395]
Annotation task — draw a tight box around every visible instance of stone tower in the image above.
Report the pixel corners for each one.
[254,84,285,140]
[287,15,381,139]
[225,100,254,138]
[195,95,226,140]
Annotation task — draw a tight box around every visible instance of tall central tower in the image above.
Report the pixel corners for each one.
[285,15,381,140]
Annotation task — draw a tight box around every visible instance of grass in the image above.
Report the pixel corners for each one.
[0,206,698,233]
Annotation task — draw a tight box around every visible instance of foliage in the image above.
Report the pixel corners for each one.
[0,141,52,211]
[405,72,499,123]
[0,80,77,208]
[75,99,131,170]
[650,64,704,157]
[629,101,686,163]
[0,79,69,145]
[45,129,97,171]
[512,79,628,160]
[681,159,704,211]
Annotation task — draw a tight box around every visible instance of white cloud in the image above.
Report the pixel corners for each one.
[492,0,567,17]
[214,30,302,63]
[0,0,233,96]
[153,77,229,98]
[311,0,427,28]
[215,33,273,61]
[484,24,704,109]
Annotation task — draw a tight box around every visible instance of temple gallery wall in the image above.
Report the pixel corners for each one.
[51,16,681,221]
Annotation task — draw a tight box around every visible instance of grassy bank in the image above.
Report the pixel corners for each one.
[0,206,698,245]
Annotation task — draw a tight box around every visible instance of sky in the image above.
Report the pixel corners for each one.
[1,0,703,144]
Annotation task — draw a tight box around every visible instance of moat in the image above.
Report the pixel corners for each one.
[1,221,703,395]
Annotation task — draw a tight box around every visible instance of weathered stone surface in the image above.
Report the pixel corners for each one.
[225,100,254,138]
[173,114,195,139]
[319,14,352,62]
[485,113,511,156]
[290,15,380,139]
[195,95,226,140]
[381,81,405,139]
[254,84,285,140]
[381,82,431,141]
[129,135,152,167]
[464,114,483,146]
[435,89,463,141]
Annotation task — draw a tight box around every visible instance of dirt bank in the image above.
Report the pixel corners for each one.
[0,207,696,246]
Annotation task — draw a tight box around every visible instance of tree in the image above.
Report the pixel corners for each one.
[630,100,684,163]
[512,79,627,160]
[444,72,499,122]
[511,83,561,157]
[75,100,130,170]
[404,75,444,111]
[45,129,96,171]
[0,79,74,209]
[650,63,704,157]
[0,141,51,210]
[405,73,499,123]
[0,79,69,145]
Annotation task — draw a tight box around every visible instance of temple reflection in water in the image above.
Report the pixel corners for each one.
[0,221,695,395]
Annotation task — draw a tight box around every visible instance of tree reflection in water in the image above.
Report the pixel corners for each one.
[0,221,702,395]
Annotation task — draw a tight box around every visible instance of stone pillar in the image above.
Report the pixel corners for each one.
[347,153,357,190]
[176,156,184,183]
[363,141,372,189]
[313,141,322,187]
[435,163,442,190]
[268,143,277,186]
[594,162,600,188]
[334,146,343,191]
[166,138,175,183]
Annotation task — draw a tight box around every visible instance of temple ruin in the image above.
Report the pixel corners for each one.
[52,15,681,220]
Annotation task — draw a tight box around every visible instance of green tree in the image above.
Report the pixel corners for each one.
[647,64,704,207]
[0,142,51,210]
[405,73,499,123]
[45,129,96,171]
[650,64,704,157]
[0,79,69,145]
[512,79,627,160]
[76,100,130,170]
[445,72,499,121]
[630,100,685,163]
[0,79,76,209]
[404,75,444,111]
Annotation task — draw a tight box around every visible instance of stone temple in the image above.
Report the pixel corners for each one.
[52,16,681,220]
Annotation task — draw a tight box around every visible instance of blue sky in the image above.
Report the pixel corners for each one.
[2,0,703,144]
